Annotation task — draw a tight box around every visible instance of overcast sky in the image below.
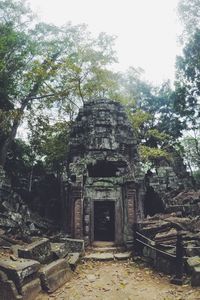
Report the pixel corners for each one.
[28,0,182,85]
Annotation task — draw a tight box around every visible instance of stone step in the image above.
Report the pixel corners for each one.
[114,252,132,260]
[91,246,125,253]
[84,251,132,261]
[84,253,114,261]
[92,241,115,248]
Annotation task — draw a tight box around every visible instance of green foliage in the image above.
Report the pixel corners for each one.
[175,29,200,115]
[28,115,71,171]
[139,145,171,165]
[5,138,35,187]
[1,0,196,175]
[180,134,200,170]
[118,72,180,167]
[178,0,200,40]
[0,0,118,168]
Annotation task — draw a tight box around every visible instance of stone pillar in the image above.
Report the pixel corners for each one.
[125,181,137,243]
[71,184,83,239]
[83,198,90,246]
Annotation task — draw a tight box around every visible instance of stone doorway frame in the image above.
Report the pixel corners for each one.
[91,198,123,245]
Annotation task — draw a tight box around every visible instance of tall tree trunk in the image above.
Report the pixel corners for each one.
[0,52,60,167]
[0,96,28,167]
[0,117,21,167]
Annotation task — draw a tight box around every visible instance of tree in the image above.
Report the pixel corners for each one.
[181,134,200,171]
[27,115,71,172]
[0,0,117,168]
[178,0,200,41]
[175,29,200,127]
[115,68,183,167]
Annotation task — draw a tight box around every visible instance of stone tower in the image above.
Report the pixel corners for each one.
[65,99,144,246]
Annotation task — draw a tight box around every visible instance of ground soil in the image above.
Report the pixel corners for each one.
[36,258,200,300]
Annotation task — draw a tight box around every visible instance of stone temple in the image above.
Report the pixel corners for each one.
[65,99,144,247]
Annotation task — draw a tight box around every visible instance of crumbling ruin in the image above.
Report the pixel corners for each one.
[65,99,144,246]
[1,98,200,297]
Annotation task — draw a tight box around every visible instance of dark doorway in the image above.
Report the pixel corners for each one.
[94,201,115,241]
[144,186,164,217]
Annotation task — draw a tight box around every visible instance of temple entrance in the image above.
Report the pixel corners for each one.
[94,201,115,241]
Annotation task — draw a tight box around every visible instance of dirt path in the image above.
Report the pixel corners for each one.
[37,259,200,300]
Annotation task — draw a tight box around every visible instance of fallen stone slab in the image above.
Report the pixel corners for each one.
[59,238,84,254]
[67,252,80,271]
[18,238,52,264]
[154,228,177,245]
[0,258,40,294]
[114,252,132,260]
[191,266,200,287]
[0,270,22,300]
[84,253,114,261]
[51,242,69,259]
[0,237,12,248]
[39,258,72,293]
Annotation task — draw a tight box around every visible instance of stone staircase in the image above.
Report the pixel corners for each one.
[84,242,132,261]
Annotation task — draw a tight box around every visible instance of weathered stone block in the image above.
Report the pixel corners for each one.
[59,238,84,254]
[45,268,71,293]
[18,238,52,263]
[0,270,22,300]
[0,258,40,294]
[67,252,80,270]
[191,266,200,287]
[39,258,72,293]
[51,242,69,259]
[186,256,200,274]
[21,278,41,300]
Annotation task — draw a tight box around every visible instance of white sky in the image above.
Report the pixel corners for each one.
[28,0,182,85]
